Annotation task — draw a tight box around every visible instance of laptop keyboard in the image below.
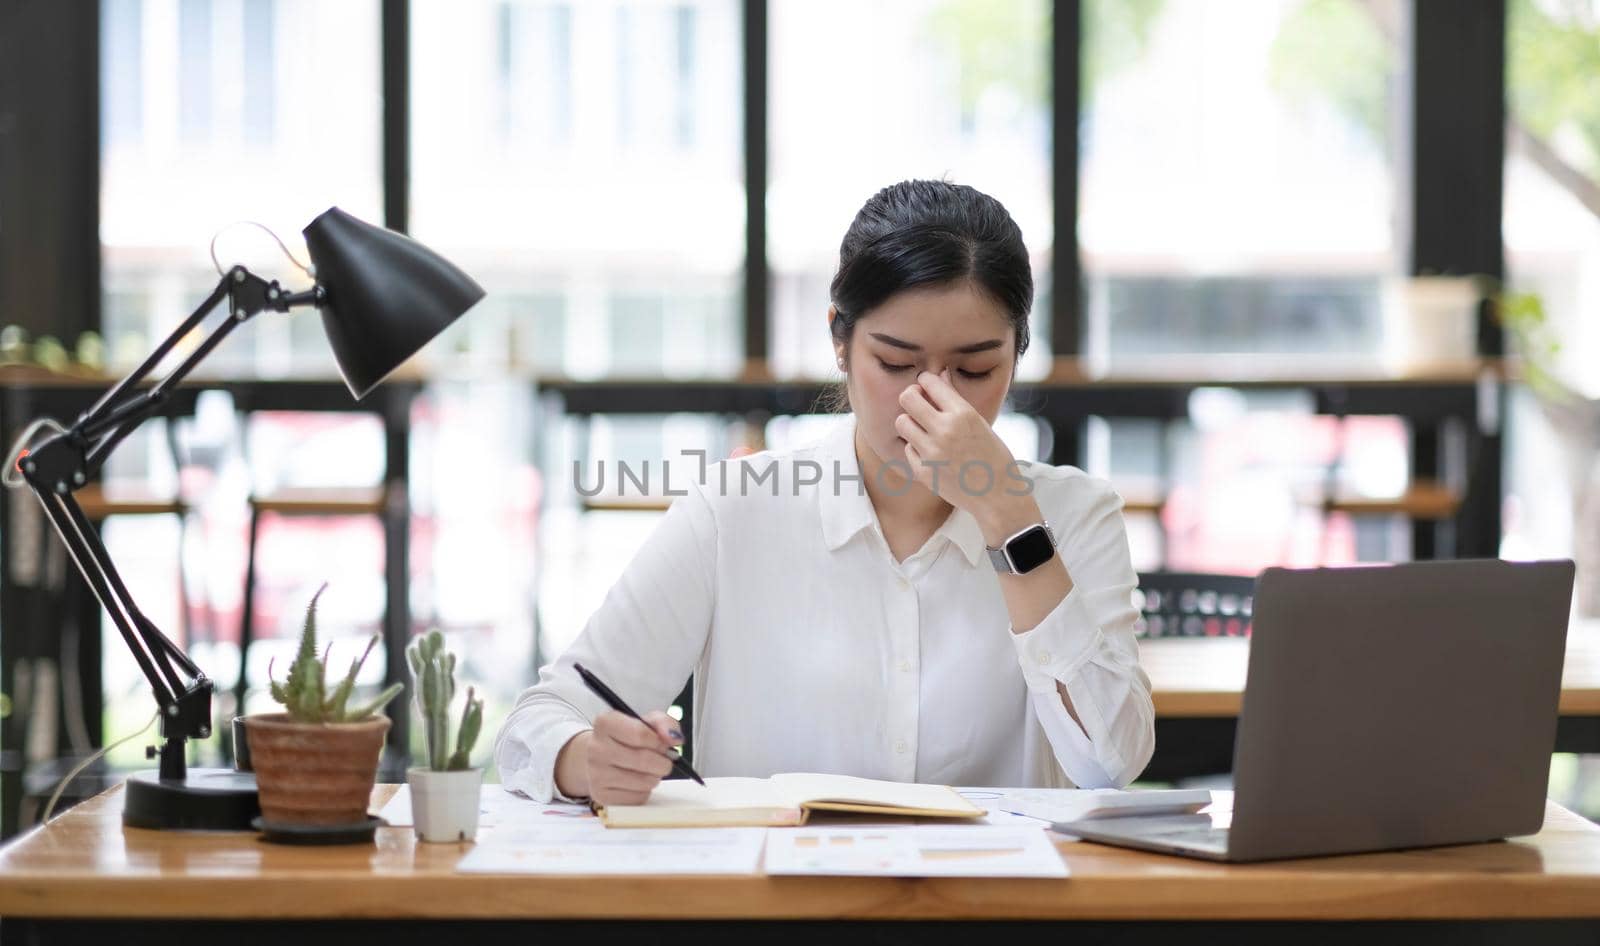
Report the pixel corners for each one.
[1068,814,1232,851]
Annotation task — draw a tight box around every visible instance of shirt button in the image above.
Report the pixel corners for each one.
[896,576,911,591]
[894,740,908,754]
[1036,650,1052,665]
[899,660,912,673]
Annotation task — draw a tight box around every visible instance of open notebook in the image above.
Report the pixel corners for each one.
[597,773,985,828]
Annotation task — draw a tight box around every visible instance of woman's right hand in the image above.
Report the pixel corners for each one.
[556,710,684,805]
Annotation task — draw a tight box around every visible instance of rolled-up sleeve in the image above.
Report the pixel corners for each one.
[494,481,718,802]
[1009,484,1154,788]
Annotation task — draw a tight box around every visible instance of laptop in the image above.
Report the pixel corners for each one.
[1062,559,1575,862]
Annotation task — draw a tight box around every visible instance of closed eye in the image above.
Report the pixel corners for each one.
[877,357,992,379]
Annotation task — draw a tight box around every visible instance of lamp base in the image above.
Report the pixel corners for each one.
[122,768,260,831]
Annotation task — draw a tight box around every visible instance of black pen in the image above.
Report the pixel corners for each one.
[573,662,706,786]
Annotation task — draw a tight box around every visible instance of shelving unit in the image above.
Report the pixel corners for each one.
[535,356,1502,562]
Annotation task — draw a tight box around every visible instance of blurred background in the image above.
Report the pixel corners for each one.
[1,0,1597,834]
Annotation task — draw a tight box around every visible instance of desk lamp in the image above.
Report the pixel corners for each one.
[5,207,483,830]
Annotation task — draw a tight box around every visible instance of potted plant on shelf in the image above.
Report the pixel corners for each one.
[243,584,403,839]
[405,629,485,842]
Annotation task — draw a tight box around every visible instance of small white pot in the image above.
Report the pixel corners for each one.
[1380,275,1482,370]
[406,766,484,843]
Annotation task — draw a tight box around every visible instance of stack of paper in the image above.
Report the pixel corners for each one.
[426,785,1073,878]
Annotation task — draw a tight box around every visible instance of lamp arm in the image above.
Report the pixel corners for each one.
[73,268,316,476]
[79,273,234,430]
[22,462,212,780]
[33,485,189,699]
[79,311,248,475]
[8,265,320,781]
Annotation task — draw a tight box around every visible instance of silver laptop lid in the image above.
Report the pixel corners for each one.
[1227,559,1574,861]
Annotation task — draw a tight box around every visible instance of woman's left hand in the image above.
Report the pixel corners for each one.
[895,370,1025,522]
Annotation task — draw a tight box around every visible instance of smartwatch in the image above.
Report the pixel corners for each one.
[986,521,1057,575]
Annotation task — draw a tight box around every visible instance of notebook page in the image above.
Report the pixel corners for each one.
[644,777,785,810]
[771,773,980,814]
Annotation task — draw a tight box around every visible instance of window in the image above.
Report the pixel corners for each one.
[100,0,384,377]
[1080,0,1407,361]
[768,0,1053,380]
[411,0,743,379]
[1503,0,1600,394]
[1501,0,1600,616]
[178,0,213,144]
[101,0,143,149]
[241,0,276,145]
[497,1,573,148]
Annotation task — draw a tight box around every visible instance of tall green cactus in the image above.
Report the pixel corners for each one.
[268,584,404,723]
[406,630,483,771]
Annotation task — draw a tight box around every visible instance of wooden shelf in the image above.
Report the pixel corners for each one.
[1040,354,1501,387]
[73,485,185,519]
[579,495,675,513]
[529,356,1507,389]
[248,486,387,516]
[1118,495,1166,516]
[1321,480,1461,520]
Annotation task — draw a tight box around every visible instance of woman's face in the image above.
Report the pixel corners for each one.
[834,282,1016,474]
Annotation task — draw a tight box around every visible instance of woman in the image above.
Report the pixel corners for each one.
[495,180,1153,805]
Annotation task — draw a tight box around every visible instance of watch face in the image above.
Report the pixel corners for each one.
[1006,525,1056,574]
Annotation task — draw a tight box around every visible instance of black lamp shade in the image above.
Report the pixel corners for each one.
[303,207,485,399]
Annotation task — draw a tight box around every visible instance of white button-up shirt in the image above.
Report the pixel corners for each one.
[495,419,1154,801]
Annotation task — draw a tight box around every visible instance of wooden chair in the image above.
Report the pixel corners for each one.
[232,413,391,725]
[1313,416,1463,561]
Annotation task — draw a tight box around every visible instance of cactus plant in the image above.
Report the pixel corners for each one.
[406,630,483,771]
[267,584,403,723]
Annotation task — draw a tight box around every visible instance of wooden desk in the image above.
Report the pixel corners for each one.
[1141,624,1600,780]
[0,785,1597,946]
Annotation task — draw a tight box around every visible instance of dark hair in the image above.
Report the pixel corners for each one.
[829,180,1034,363]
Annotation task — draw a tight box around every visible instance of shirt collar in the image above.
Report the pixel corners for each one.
[815,418,988,569]
[938,503,990,569]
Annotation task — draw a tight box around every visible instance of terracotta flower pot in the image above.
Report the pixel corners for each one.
[243,713,389,826]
